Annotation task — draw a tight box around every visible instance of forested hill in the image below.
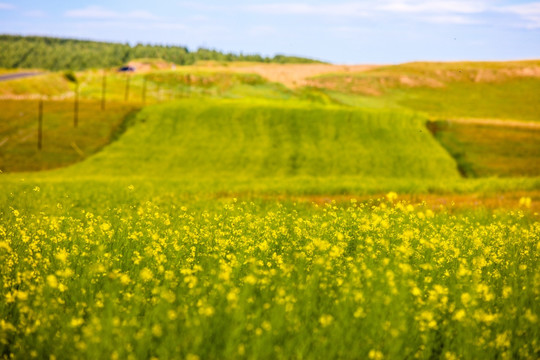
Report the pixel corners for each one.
[0,35,323,71]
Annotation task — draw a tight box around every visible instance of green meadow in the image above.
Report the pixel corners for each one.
[1,59,539,359]
[311,60,540,122]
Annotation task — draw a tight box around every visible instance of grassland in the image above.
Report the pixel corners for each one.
[428,120,540,178]
[62,100,457,179]
[309,60,540,122]
[0,60,539,359]
[0,100,137,172]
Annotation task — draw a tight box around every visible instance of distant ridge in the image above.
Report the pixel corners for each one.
[0,34,324,71]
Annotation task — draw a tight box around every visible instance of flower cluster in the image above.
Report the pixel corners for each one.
[1,197,538,359]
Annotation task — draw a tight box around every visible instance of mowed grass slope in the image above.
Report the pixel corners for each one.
[60,100,459,181]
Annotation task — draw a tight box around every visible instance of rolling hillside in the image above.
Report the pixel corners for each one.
[309,60,540,122]
[60,100,460,181]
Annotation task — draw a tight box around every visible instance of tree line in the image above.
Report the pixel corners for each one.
[0,35,323,71]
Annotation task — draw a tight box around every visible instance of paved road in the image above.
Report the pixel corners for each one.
[0,72,43,82]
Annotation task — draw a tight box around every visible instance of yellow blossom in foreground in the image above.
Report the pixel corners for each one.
[368,349,384,360]
[70,318,84,328]
[46,275,58,289]
[453,309,466,321]
[519,197,531,208]
[319,314,334,327]
[140,268,153,282]
[1,197,538,359]
[151,324,163,337]
[386,192,398,202]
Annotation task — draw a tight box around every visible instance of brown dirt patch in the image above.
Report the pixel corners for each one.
[446,118,540,129]
[127,60,177,73]
[194,63,380,88]
[233,191,540,214]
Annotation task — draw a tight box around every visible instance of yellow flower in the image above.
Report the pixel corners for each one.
[461,293,471,305]
[167,310,177,320]
[55,249,69,263]
[0,241,12,252]
[16,291,28,301]
[519,197,531,208]
[119,274,131,285]
[354,307,366,318]
[453,309,466,321]
[151,324,163,337]
[524,309,538,323]
[319,314,334,327]
[46,274,58,288]
[70,317,84,327]
[368,349,384,360]
[140,268,153,282]
[386,192,398,202]
[495,332,510,349]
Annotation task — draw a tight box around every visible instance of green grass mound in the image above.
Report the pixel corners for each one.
[64,100,459,180]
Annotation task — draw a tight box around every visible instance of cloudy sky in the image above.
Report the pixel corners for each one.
[1,0,539,64]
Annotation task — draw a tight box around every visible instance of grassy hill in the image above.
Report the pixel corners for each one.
[310,60,540,122]
[59,100,459,181]
[9,98,534,198]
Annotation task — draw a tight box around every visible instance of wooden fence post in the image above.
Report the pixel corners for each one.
[37,99,43,150]
[125,74,130,102]
[74,82,79,128]
[142,76,147,105]
[101,71,107,110]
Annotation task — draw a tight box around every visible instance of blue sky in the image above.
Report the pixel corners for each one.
[1,0,539,64]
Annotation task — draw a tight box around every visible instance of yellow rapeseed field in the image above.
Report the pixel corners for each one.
[1,191,538,359]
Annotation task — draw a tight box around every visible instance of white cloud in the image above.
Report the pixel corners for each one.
[65,5,159,20]
[421,15,483,25]
[378,1,487,14]
[242,1,489,25]
[0,2,14,10]
[244,3,370,17]
[498,2,540,29]
[243,1,489,17]
[176,2,223,12]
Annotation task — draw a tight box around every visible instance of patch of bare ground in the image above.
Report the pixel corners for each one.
[446,118,540,129]
[127,60,177,73]
[231,191,540,214]
[197,63,380,88]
